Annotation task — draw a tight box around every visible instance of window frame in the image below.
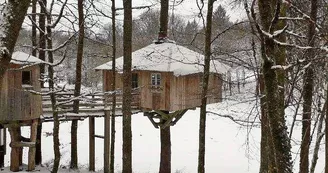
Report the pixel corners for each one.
[22,70,32,86]
[132,73,138,88]
[151,73,161,86]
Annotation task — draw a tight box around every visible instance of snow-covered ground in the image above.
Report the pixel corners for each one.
[3,71,325,173]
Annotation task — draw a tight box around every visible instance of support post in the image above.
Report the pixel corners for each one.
[104,109,111,173]
[89,117,95,171]
[9,125,21,172]
[28,119,38,171]
[0,125,5,168]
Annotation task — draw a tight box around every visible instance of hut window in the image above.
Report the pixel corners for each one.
[22,71,32,85]
[132,73,138,88]
[151,73,161,86]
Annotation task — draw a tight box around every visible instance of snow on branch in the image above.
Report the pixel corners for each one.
[271,64,292,70]
[207,111,260,127]
[23,32,77,52]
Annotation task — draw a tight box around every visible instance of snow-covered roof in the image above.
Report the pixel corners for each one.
[10,51,44,65]
[95,41,230,76]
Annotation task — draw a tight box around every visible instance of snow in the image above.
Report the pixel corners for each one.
[10,51,45,65]
[3,70,326,173]
[95,41,230,76]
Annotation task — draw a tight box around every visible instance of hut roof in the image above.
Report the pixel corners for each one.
[95,41,230,76]
[10,51,44,65]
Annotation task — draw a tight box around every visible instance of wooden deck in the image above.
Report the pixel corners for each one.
[41,89,141,122]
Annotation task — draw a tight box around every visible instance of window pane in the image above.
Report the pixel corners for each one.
[132,73,138,88]
[22,71,31,85]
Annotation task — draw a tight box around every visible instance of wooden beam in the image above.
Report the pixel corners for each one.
[10,142,36,148]
[28,119,38,171]
[170,109,188,126]
[104,110,110,173]
[9,126,21,172]
[89,117,95,171]
[94,135,104,139]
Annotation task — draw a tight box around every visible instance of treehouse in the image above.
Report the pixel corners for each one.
[0,51,43,171]
[0,51,43,122]
[95,40,230,113]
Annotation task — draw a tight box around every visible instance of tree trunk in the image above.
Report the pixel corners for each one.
[38,0,46,88]
[257,0,292,172]
[326,85,328,173]
[0,1,30,90]
[159,0,169,39]
[122,0,133,172]
[158,1,171,172]
[159,112,171,173]
[44,4,61,172]
[33,0,42,165]
[300,0,318,172]
[71,0,85,169]
[198,1,215,173]
[110,0,117,172]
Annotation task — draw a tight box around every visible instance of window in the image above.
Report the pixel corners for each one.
[151,73,161,86]
[132,73,138,88]
[22,71,31,85]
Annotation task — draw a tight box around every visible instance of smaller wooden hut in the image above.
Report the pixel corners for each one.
[0,51,43,171]
[0,51,43,122]
[96,40,230,112]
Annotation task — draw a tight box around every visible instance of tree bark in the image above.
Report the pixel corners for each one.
[198,1,215,173]
[257,0,292,172]
[32,0,42,165]
[159,0,169,38]
[122,0,133,172]
[159,112,171,173]
[71,0,85,169]
[326,84,328,173]
[0,1,30,90]
[44,3,61,172]
[39,0,46,88]
[300,0,317,172]
[110,0,117,172]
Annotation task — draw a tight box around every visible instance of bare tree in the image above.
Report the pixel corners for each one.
[110,0,117,172]
[300,0,318,172]
[198,0,215,173]
[122,0,133,172]
[71,0,85,169]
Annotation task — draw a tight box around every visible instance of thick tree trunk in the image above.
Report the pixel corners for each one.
[159,113,171,173]
[110,0,117,172]
[259,73,269,173]
[198,1,215,173]
[71,0,85,169]
[257,1,292,172]
[326,86,328,173]
[300,0,317,172]
[158,1,171,172]
[0,1,30,90]
[159,0,169,38]
[122,0,133,172]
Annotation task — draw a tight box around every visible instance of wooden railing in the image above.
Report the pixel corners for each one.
[41,89,141,121]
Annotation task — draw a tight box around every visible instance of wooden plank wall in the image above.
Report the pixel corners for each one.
[0,65,42,121]
[103,70,223,112]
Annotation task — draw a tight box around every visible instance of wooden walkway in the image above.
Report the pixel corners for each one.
[41,89,141,122]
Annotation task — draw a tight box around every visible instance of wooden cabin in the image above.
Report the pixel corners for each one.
[0,51,43,122]
[96,41,230,112]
